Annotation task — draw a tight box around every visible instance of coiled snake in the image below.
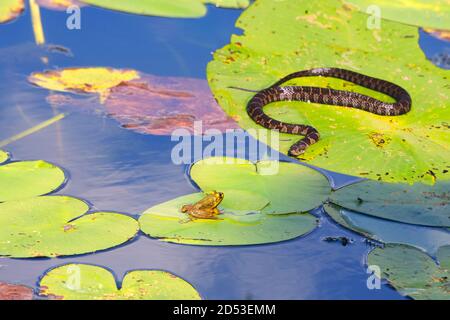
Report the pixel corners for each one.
[245,68,412,156]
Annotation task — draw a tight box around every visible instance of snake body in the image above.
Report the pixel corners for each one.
[246,68,412,156]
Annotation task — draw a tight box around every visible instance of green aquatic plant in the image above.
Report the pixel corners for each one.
[207,0,450,184]
[329,180,450,227]
[0,160,65,202]
[345,0,450,30]
[79,0,249,18]
[0,196,139,258]
[39,264,201,300]
[368,244,450,300]
[139,157,329,245]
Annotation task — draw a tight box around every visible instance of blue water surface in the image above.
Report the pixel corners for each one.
[0,3,448,299]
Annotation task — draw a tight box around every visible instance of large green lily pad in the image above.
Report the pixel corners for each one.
[0,196,139,258]
[0,0,24,24]
[189,157,330,214]
[139,192,318,246]
[329,180,450,227]
[345,0,450,30]
[39,264,201,300]
[0,150,9,164]
[368,244,450,299]
[80,0,249,18]
[324,203,450,255]
[0,161,66,202]
[207,0,450,184]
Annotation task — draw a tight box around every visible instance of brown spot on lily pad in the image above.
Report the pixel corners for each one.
[368,132,391,148]
[0,282,33,300]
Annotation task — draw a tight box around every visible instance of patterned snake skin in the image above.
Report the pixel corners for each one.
[246,68,412,156]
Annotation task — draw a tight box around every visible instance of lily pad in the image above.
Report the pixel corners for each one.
[424,28,450,41]
[190,157,331,214]
[0,150,9,164]
[28,67,140,102]
[79,0,249,18]
[39,71,239,134]
[39,263,201,300]
[324,203,450,255]
[0,282,33,300]
[139,192,318,246]
[0,196,139,258]
[345,0,450,30]
[329,180,450,227]
[0,160,66,202]
[207,0,450,183]
[368,244,450,299]
[0,0,24,24]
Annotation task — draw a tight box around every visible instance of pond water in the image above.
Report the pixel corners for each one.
[0,4,448,299]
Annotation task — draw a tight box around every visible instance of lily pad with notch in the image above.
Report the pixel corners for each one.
[38,263,201,300]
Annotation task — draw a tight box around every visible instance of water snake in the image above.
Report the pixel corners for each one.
[245,68,412,156]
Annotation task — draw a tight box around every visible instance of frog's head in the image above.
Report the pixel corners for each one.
[208,191,224,204]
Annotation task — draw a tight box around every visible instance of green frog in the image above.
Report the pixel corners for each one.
[181,191,224,220]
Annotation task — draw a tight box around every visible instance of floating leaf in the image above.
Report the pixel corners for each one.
[79,0,249,19]
[0,196,139,258]
[39,264,201,300]
[207,0,450,183]
[0,282,33,300]
[0,150,9,164]
[368,244,450,300]
[324,203,450,255]
[0,0,24,24]
[329,180,450,227]
[39,71,239,134]
[190,157,331,214]
[104,75,239,135]
[139,192,317,246]
[28,67,140,102]
[0,161,66,202]
[345,0,450,30]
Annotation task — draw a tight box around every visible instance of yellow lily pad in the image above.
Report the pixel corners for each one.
[39,264,201,300]
[0,0,24,24]
[28,67,140,102]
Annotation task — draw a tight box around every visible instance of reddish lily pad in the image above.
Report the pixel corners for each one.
[44,70,240,135]
[0,282,33,300]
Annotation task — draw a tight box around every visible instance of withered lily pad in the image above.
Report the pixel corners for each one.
[0,0,24,24]
[324,203,450,255]
[0,282,33,300]
[329,180,450,227]
[207,0,450,183]
[0,196,139,258]
[79,0,249,19]
[104,75,239,135]
[35,69,239,134]
[0,160,66,202]
[368,244,450,300]
[139,192,318,246]
[39,264,201,300]
[28,67,140,102]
